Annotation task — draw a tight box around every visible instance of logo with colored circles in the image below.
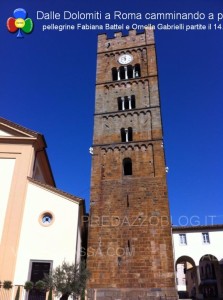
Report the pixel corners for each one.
[7,8,34,38]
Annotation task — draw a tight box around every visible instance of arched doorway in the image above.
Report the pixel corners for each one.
[199,254,219,298]
[175,256,197,299]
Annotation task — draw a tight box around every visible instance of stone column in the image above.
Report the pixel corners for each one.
[125,128,129,142]
[117,68,120,81]
[124,66,128,79]
[121,97,125,110]
[128,96,132,109]
[133,66,135,78]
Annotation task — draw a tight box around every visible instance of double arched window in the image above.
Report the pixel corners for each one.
[120,128,133,142]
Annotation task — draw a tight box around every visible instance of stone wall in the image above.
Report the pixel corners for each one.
[87,29,177,299]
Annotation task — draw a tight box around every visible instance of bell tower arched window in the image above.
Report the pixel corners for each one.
[135,64,141,77]
[120,127,133,142]
[112,67,118,81]
[120,66,125,80]
[117,96,136,111]
[123,158,132,175]
[131,95,136,109]
[117,97,122,110]
[128,127,133,141]
[112,64,141,81]
[127,65,133,79]
[121,128,126,142]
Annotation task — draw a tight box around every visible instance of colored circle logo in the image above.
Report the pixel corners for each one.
[7,8,34,38]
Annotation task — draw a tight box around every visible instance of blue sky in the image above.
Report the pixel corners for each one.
[1,0,223,225]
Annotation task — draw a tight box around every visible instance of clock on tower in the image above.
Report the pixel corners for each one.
[118,53,133,64]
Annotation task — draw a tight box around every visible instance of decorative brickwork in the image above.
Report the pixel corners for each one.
[87,29,177,300]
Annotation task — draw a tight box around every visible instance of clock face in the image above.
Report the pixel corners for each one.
[118,54,133,65]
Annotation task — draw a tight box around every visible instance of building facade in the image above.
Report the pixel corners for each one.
[173,225,223,299]
[87,29,177,299]
[0,117,85,300]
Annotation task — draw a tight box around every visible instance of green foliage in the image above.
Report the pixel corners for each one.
[35,280,46,291]
[44,261,90,299]
[15,286,20,300]
[47,287,53,300]
[3,280,12,289]
[24,281,34,291]
[81,288,86,300]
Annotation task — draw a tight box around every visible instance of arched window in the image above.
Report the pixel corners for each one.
[119,66,125,80]
[127,65,133,79]
[117,97,122,110]
[131,95,136,109]
[128,127,133,141]
[135,64,141,77]
[123,158,132,175]
[120,128,126,142]
[123,97,128,109]
[112,67,118,81]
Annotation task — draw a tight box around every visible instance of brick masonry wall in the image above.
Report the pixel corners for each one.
[87,29,177,299]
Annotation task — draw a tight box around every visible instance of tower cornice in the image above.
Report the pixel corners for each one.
[94,105,160,117]
[97,43,155,55]
[95,75,157,86]
[92,138,163,149]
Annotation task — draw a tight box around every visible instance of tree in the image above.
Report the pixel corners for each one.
[35,280,46,291]
[3,281,12,290]
[24,281,34,292]
[47,287,53,300]
[44,261,90,300]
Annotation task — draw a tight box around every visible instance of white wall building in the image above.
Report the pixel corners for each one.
[0,117,85,300]
[173,225,223,299]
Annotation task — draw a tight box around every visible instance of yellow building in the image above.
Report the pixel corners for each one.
[0,117,85,300]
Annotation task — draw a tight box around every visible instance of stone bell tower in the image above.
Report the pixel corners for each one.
[87,29,177,300]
